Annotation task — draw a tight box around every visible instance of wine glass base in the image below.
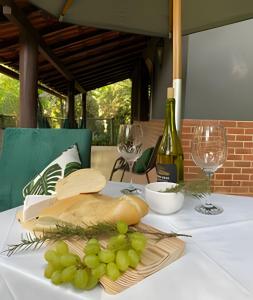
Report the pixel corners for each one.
[195,204,223,215]
[120,188,142,195]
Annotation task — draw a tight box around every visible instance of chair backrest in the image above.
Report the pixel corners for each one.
[133,135,162,174]
[143,135,163,173]
[0,128,92,212]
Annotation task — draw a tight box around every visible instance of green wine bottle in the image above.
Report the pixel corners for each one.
[156,87,184,183]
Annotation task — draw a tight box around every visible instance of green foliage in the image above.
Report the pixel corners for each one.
[0,71,131,145]
[38,91,66,128]
[0,73,19,115]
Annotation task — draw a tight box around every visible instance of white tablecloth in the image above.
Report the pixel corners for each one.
[0,181,253,300]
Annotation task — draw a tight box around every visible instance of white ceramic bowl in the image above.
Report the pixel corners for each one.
[145,182,184,215]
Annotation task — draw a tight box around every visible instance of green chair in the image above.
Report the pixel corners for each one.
[109,135,162,183]
[0,128,92,212]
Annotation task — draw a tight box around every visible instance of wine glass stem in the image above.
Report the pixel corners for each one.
[128,161,134,189]
[204,172,213,206]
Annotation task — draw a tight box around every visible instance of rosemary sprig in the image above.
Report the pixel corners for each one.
[160,179,211,199]
[2,222,191,256]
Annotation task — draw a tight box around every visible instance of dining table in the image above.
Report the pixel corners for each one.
[0,181,253,300]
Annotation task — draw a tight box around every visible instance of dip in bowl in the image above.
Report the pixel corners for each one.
[145,182,184,215]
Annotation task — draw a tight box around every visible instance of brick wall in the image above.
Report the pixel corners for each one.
[137,119,253,196]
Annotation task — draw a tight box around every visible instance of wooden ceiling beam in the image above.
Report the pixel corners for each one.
[52,68,130,91]
[77,64,133,82]
[82,70,131,86]
[38,37,144,74]
[85,74,131,91]
[68,45,145,71]
[1,0,86,94]
[39,49,143,81]
[0,64,66,98]
[72,50,144,74]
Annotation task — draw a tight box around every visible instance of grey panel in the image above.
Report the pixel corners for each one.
[30,0,253,37]
[184,18,253,121]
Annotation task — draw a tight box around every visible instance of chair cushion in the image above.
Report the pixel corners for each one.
[22,144,81,197]
[133,147,154,173]
[0,128,92,212]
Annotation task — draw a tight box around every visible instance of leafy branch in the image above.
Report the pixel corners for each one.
[2,222,191,257]
[160,179,211,199]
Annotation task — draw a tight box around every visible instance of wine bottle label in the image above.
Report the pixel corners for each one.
[156,163,177,183]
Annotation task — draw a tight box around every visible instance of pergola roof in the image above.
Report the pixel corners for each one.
[0,0,148,96]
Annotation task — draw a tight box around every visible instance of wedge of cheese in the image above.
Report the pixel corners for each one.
[19,193,149,231]
[56,168,106,200]
[23,195,56,222]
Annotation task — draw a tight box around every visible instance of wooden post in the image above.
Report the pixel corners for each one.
[19,31,38,127]
[172,0,182,131]
[81,92,87,128]
[68,81,75,128]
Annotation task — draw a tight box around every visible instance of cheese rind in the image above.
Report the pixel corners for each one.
[23,195,56,222]
[56,168,106,200]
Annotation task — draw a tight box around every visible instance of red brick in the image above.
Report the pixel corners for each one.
[219,121,237,127]
[223,161,234,167]
[244,142,253,148]
[243,155,253,161]
[182,120,200,126]
[227,135,236,141]
[227,128,244,134]
[182,127,192,134]
[242,168,253,174]
[224,168,241,173]
[181,133,194,140]
[214,186,232,193]
[233,174,250,180]
[213,180,223,186]
[241,181,252,186]
[245,129,253,134]
[215,174,232,180]
[224,180,240,186]
[183,153,191,160]
[228,141,243,148]
[184,173,203,180]
[235,148,252,154]
[183,146,191,152]
[236,135,252,141]
[227,148,234,154]
[227,154,243,161]
[183,160,196,166]
[250,175,253,181]
[202,120,219,126]
[231,187,249,193]
[237,122,253,128]
[188,167,201,173]
[182,140,191,147]
[234,161,251,167]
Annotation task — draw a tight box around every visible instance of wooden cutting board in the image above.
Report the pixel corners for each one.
[67,223,185,294]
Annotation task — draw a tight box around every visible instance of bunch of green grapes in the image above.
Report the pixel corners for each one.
[43,221,147,290]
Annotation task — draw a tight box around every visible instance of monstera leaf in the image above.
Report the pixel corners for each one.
[64,161,81,177]
[23,164,62,196]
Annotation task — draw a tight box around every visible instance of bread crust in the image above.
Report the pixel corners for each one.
[18,193,149,231]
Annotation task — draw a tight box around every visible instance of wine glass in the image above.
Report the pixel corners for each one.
[191,125,227,215]
[117,124,143,194]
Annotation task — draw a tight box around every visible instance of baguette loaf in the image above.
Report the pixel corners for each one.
[18,193,149,231]
[55,168,106,200]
